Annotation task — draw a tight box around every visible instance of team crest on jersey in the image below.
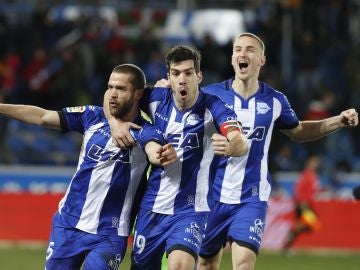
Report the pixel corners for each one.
[186,114,200,125]
[66,106,86,113]
[256,102,270,114]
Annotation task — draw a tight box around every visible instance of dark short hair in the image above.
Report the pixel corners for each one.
[165,45,201,73]
[112,64,146,90]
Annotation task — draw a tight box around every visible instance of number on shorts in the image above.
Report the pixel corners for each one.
[46,242,54,260]
[133,231,146,254]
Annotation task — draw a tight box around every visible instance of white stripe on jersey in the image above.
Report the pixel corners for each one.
[153,107,184,214]
[220,157,247,204]
[195,109,215,212]
[58,123,103,214]
[220,97,252,203]
[118,145,147,235]
[76,126,114,233]
[149,101,161,122]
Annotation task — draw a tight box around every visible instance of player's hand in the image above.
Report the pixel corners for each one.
[340,108,358,127]
[108,118,141,148]
[154,79,170,88]
[156,143,177,165]
[211,133,231,156]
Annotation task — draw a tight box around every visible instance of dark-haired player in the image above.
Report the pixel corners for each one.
[0,64,177,270]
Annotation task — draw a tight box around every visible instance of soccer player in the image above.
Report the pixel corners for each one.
[283,155,322,251]
[196,33,358,270]
[0,64,177,270]
[107,45,249,270]
[153,33,358,270]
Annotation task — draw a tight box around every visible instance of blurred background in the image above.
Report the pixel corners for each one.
[0,0,360,257]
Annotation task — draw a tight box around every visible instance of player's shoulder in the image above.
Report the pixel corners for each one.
[148,86,172,95]
[260,81,285,96]
[202,78,232,94]
[260,81,290,101]
[64,105,102,114]
[200,88,226,103]
[67,105,105,124]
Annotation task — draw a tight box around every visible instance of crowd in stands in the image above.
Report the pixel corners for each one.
[0,1,359,190]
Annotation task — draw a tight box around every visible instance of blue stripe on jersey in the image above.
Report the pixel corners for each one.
[57,106,164,236]
[173,102,207,214]
[140,88,237,214]
[240,96,273,202]
[203,80,299,204]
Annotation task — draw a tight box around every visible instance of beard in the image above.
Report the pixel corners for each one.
[110,98,134,119]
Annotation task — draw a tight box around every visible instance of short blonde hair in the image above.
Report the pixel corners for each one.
[234,32,265,55]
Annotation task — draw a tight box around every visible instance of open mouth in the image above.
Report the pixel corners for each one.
[239,62,249,71]
[180,90,187,97]
[109,100,117,107]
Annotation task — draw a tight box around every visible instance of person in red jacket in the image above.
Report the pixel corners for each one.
[283,154,322,250]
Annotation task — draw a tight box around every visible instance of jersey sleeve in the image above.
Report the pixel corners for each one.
[274,94,299,130]
[202,80,228,96]
[60,105,103,134]
[130,121,166,150]
[206,93,239,134]
[140,86,171,115]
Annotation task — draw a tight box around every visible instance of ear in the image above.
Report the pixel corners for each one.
[197,71,203,84]
[135,89,143,101]
[260,55,266,67]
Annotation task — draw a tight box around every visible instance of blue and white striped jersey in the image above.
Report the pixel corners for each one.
[203,79,299,204]
[139,87,238,214]
[57,105,165,236]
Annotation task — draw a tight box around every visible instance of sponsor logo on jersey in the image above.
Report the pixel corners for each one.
[167,133,200,149]
[250,218,265,239]
[256,102,270,114]
[243,126,265,141]
[98,128,111,138]
[108,253,121,270]
[184,221,202,246]
[155,112,169,121]
[66,106,86,113]
[87,144,130,163]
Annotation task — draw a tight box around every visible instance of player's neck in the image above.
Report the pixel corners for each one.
[121,107,140,122]
[232,77,259,99]
[174,90,199,112]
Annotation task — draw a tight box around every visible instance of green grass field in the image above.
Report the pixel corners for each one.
[0,244,359,269]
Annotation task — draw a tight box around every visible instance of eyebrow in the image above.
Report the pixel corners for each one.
[170,67,195,73]
[234,45,256,50]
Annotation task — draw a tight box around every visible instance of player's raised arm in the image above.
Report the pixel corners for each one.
[212,120,248,157]
[154,78,170,87]
[144,142,177,166]
[0,103,60,129]
[282,108,358,142]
